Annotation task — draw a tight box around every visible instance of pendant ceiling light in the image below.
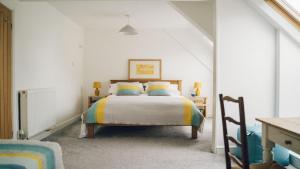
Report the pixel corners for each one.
[119,14,138,35]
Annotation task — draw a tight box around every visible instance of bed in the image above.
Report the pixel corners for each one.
[85,80,205,139]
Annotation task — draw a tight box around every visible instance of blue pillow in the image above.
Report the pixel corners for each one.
[148,90,170,96]
[234,125,290,166]
[273,145,290,166]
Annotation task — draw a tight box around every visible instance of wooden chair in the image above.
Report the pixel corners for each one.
[219,94,249,169]
[219,94,286,169]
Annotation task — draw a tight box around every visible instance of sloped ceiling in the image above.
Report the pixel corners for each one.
[170,1,214,40]
[19,0,214,41]
[246,0,300,44]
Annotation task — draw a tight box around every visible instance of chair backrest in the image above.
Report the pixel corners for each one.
[219,94,249,169]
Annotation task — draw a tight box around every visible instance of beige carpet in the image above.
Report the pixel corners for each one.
[44,118,225,169]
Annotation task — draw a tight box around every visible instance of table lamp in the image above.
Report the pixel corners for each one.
[194,82,202,96]
[93,81,101,96]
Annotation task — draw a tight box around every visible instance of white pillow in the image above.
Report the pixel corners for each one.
[169,90,181,96]
[170,84,178,90]
[108,83,117,95]
[169,84,180,96]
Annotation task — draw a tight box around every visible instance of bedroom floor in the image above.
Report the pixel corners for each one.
[44,118,225,169]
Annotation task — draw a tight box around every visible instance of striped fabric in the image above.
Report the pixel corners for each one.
[0,140,64,169]
[86,96,204,129]
[87,97,109,124]
[147,85,170,96]
[181,97,201,126]
[117,84,141,96]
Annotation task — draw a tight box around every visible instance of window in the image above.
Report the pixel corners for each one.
[266,0,300,29]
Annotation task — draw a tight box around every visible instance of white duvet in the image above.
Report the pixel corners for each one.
[106,95,188,125]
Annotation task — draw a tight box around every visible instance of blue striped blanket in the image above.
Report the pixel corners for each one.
[86,96,204,129]
[0,140,64,169]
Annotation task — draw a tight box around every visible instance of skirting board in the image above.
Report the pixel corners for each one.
[30,114,81,140]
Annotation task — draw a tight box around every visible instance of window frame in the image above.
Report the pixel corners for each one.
[266,0,300,29]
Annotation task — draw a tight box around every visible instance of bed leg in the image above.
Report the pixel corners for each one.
[87,124,95,138]
[192,126,198,139]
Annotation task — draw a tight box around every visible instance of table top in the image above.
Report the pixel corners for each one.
[256,117,300,136]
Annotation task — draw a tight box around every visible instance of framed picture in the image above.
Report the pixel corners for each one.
[128,59,162,80]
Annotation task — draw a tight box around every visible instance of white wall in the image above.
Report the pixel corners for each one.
[12,1,84,137]
[83,27,213,115]
[279,31,300,117]
[215,0,276,148]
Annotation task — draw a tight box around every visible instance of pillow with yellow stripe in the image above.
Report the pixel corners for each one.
[117,84,141,96]
[147,82,171,96]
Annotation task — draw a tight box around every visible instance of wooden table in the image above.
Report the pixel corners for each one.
[256,117,300,162]
[191,97,207,117]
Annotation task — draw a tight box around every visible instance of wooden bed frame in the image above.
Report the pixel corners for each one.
[86,79,199,139]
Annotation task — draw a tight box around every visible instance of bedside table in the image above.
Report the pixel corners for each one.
[88,96,105,108]
[191,96,207,117]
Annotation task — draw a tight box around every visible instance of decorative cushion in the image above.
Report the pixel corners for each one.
[147,82,170,96]
[116,83,141,96]
[110,82,143,95]
[144,82,180,96]
[144,83,178,90]
[234,124,290,166]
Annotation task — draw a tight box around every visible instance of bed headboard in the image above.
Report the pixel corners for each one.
[110,79,182,93]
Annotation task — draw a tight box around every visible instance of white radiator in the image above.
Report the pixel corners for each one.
[20,88,56,138]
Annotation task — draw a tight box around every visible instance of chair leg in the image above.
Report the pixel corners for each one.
[87,124,95,138]
[192,126,198,139]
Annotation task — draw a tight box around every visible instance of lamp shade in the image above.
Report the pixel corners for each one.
[119,24,138,35]
[93,81,101,88]
[194,82,202,88]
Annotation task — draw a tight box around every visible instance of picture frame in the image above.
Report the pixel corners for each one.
[128,59,162,80]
